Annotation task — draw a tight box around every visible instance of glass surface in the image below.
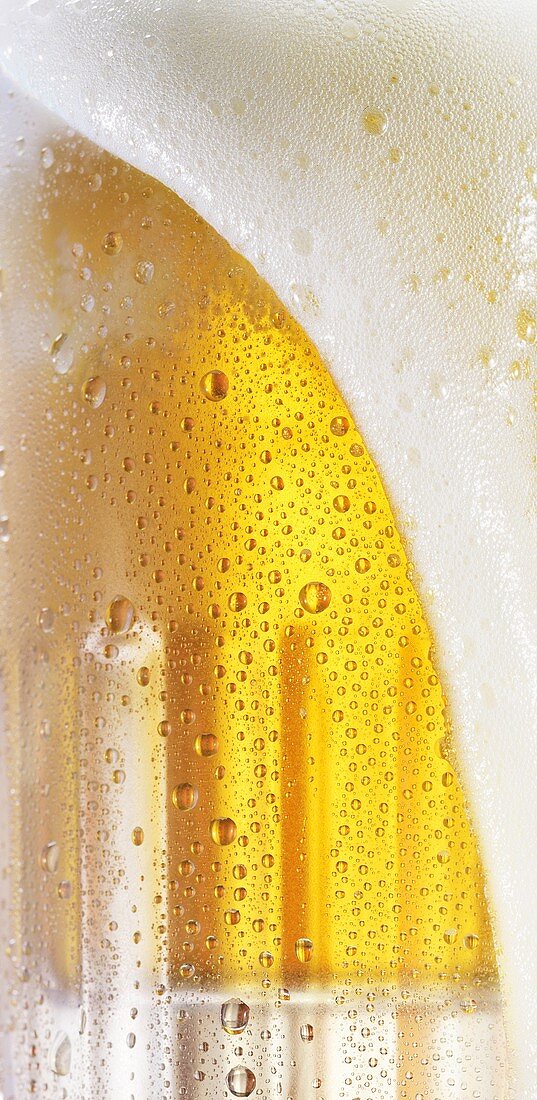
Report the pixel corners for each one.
[1,1,535,1097]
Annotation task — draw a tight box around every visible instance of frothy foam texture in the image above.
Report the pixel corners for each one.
[1,0,536,1093]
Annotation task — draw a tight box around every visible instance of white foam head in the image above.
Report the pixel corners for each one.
[1,0,536,1093]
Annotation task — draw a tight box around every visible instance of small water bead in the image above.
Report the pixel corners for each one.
[229,591,247,612]
[333,494,350,513]
[199,370,229,401]
[295,937,314,962]
[355,557,371,574]
[105,596,134,634]
[195,732,218,757]
[58,880,72,900]
[137,666,150,686]
[49,331,74,374]
[49,1031,71,1076]
[173,783,199,811]
[101,231,123,255]
[0,516,9,543]
[134,259,154,284]
[330,415,349,436]
[299,582,331,614]
[131,827,144,846]
[227,1065,256,1097]
[41,841,60,873]
[37,607,55,633]
[221,998,250,1035]
[300,1024,314,1042]
[259,951,274,969]
[210,817,237,845]
[82,376,107,409]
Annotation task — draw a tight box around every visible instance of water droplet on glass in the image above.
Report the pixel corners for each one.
[49,332,73,375]
[227,1065,256,1097]
[105,596,134,635]
[49,1031,71,1076]
[199,370,229,401]
[221,998,250,1034]
[37,607,55,633]
[82,376,107,409]
[210,817,237,845]
[102,231,123,255]
[134,260,154,284]
[194,732,218,757]
[41,841,60,873]
[300,1023,314,1042]
[299,582,331,614]
[295,936,314,962]
[172,783,199,811]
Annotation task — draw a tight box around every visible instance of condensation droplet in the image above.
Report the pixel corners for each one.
[210,817,237,845]
[299,582,331,614]
[173,783,199,811]
[105,596,134,635]
[295,936,314,962]
[200,370,229,401]
[102,231,123,255]
[227,1065,256,1097]
[41,841,60,873]
[195,732,218,757]
[221,998,250,1035]
[135,259,154,284]
[49,1032,71,1076]
[82,376,107,408]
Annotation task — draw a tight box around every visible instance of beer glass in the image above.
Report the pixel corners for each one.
[0,1,535,1097]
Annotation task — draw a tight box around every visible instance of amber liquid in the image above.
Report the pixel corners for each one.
[0,132,506,1097]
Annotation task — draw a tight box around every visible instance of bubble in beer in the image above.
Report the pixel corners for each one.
[299,582,331,614]
[295,937,314,962]
[199,370,229,401]
[210,817,237,845]
[82,376,107,408]
[173,783,199,811]
[227,1065,256,1097]
[221,998,250,1034]
[105,596,134,634]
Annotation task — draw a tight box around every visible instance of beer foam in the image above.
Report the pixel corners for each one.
[1,0,536,1092]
